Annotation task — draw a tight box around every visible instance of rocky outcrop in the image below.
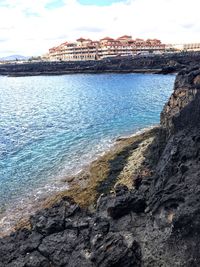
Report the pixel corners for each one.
[161,65,200,136]
[1,65,200,266]
[1,52,200,76]
[0,197,142,267]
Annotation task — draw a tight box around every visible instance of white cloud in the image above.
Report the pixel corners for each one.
[0,0,199,56]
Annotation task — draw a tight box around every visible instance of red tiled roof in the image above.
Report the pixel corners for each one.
[49,45,61,52]
[48,36,164,55]
[61,41,68,45]
[118,35,132,39]
[77,37,87,41]
[67,42,76,46]
[100,37,114,41]
[135,38,144,41]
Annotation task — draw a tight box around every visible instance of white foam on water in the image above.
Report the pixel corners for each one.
[0,125,159,236]
[0,135,117,235]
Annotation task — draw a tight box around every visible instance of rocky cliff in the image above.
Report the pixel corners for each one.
[1,66,200,267]
[0,52,200,76]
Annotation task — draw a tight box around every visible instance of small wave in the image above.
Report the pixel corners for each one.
[115,124,159,141]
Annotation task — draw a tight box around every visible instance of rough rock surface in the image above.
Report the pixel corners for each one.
[0,52,200,76]
[1,65,200,266]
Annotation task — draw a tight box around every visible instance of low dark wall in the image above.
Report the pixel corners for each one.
[1,52,200,76]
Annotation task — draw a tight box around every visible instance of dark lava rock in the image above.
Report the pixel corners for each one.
[30,200,67,235]
[38,229,78,266]
[23,251,50,267]
[90,233,141,267]
[107,190,146,219]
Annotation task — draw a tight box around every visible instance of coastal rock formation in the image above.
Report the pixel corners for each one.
[161,66,200,135]
[1,65,200,266]
[0,52,200,76]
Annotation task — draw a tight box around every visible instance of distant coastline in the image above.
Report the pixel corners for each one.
[0,52,200,77]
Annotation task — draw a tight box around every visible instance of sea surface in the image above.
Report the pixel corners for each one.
[0,73,175,232]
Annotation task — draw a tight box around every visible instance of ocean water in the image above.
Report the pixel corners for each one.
[0,73,175,231]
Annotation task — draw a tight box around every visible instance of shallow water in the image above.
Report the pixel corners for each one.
[0,73,175,231]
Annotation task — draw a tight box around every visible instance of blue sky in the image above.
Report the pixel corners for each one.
[0,0,199,57]
[78,0,125,6]
[44,0,126,9]
[45,0,66,9]
[45,0,126,9]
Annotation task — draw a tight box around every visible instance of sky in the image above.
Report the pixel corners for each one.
[0,0,199,57]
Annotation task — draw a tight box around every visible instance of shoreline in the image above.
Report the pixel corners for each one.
[1,69,167,77]
[1,52,200,77]
[0,125,159,237]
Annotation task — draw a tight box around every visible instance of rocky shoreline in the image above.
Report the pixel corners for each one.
[0,52,200,76]
[0,125,158,237]
[1,64,200,266]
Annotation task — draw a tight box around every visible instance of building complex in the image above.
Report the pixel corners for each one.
[47,36,166,61]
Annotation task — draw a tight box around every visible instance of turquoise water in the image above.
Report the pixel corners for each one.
[0,73,175,226]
